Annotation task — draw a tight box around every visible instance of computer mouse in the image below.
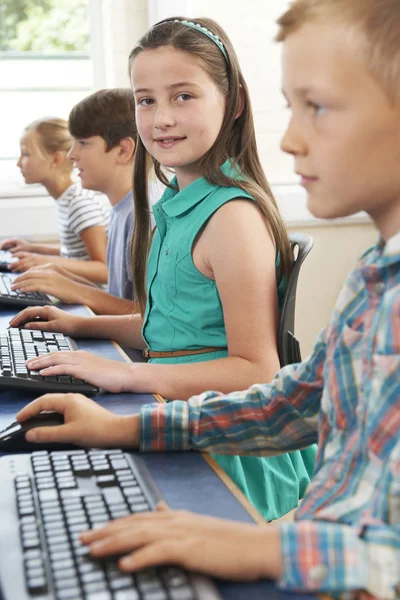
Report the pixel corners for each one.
[0,412,78,453]
[17,316,49,328]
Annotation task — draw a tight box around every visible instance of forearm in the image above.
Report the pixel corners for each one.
[31,244,61,255]
[138,356,322,455]
[78,285,136,316]
[47,256,108,284]
[135,355,280,401]
[75,314,145,347]
[58,269,97,287]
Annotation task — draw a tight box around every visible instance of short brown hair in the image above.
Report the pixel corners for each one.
[276,0,400,100]
[68,88,137,151]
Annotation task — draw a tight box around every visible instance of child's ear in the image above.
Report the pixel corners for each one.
[118,137,136,163]
[52,150,67,168]
[235,84,245,120]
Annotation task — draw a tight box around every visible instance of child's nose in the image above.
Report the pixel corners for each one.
[67,147,77,161]
[154,105,176,129]
[280,117,306,157]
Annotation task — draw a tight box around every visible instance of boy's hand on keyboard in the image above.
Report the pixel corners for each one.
[9,251,49,272]
[0,238,35,253]
[10,305,81,336]
[11,268,83,304]
[25,350,134,393]
[16,393,140,448]
[81,507,283,581]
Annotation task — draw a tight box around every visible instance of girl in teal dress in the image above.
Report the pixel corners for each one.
[17,17,317,520]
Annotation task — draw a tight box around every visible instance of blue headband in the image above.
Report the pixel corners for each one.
[171,19,229,64]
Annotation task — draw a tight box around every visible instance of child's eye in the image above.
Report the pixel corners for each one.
[307,101,326,116]
[78,140,87,147]
[138,98,154,106]
[176,93,192,102]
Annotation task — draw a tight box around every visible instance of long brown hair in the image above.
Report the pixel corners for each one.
[129,17,291,315]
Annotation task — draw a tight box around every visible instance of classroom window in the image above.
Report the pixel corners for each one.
[0,0,93,195]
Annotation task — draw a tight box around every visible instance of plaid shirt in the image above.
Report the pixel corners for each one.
[140,231,400,599]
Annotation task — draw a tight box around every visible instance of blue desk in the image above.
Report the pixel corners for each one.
[0,305,316,600]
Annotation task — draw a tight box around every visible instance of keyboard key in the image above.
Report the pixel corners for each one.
[86,592,112,600]
[83,581,108,594]
[103,487,125,505]
[56,587,82,599]
[169,589,196,600]
[143,591,169,600]
[96,475,117,487]
[114,591,140,600]
[54,577,79,590]
[26,566,46,580]
[26,577,48,594]
[110,576,135,590]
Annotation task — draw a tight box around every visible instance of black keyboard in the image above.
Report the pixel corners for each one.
[0,272,55,307]
[0,249,18,271]
[0,328,99,395]
[0,449,221,600]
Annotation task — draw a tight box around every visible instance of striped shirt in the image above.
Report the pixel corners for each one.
[55,182,111,260]
[139,231,400,599]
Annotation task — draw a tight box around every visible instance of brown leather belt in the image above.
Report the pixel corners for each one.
[143,346,226,359]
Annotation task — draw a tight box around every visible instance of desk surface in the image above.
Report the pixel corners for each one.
[0,304,316,600]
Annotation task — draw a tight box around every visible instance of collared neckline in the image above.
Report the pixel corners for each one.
[360,230,400,286]
[154,159,241,218]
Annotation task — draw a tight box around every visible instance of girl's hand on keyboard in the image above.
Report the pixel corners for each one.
[16,393,140,448]
[11,268,84,304]
[0,238,36,253]
[9,251,50,272]
[10,305,82,336]
[80,507,283,581]
[24,350,135,393]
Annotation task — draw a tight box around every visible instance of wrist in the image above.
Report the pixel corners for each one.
[120,362,147,394]
[260,525,284,580]
[117,414,140,448]
[77,282,95,305]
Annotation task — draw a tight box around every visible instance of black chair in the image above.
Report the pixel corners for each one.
[278,232,314,367]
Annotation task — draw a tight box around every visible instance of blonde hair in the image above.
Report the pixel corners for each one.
[276,0,400,100]
[129,17,292,314]
[23,117,74,172]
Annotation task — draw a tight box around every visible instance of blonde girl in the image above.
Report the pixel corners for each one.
[1,117,111,283]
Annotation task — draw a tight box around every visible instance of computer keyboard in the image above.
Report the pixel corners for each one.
[0,249,18,271]
[0,272,55,307]
[0,328,99,395]
[0,449,221,600]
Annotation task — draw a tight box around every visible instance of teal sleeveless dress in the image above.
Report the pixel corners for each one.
[142,162,317,520]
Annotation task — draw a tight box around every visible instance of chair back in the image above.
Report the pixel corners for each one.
[278,232,314,367]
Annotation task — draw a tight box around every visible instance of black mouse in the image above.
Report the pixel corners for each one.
[0,412,77,453]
